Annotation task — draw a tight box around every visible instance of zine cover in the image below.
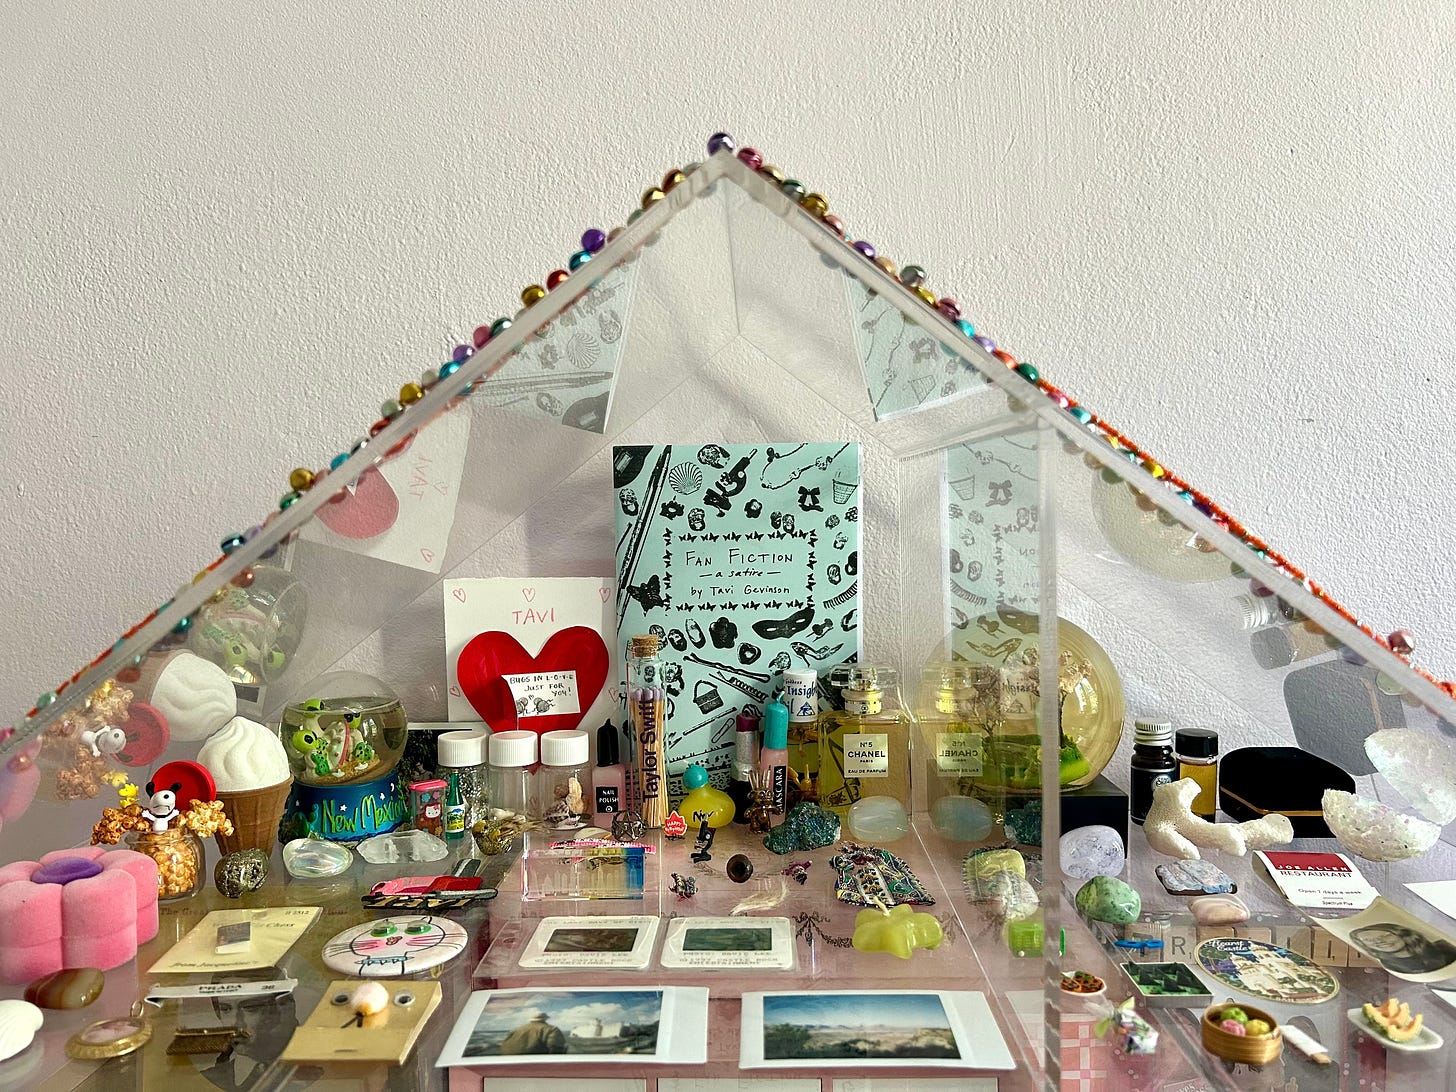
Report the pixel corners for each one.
[613,443,862,799]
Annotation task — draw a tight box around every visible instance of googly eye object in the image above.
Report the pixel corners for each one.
[321,915,468,977]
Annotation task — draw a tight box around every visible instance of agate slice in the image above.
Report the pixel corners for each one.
[1365,729,1456,825]
[1322,790,1441,862]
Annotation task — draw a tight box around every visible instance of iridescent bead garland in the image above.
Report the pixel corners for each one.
[19,131,1451,724]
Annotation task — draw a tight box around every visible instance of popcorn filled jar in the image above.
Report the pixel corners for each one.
[126,827,205,901]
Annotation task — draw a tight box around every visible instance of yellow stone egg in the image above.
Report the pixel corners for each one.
[520,284,547,306]
[915,286,937,305]
[399,382,424,405]
[801,193,829,217]
[641,187,665,208]
[288,467,315,491]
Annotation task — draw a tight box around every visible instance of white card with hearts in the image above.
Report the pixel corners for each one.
[299,406,470,574]
[443,577,617,723]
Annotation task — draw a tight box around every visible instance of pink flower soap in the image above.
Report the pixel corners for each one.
[0,848,158,983]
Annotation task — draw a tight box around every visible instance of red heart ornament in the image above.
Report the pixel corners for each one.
[456,627,610,735]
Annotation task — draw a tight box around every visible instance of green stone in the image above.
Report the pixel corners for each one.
[1004,799,1043,846]
[1074,875,1141,924]
[763,802,840,854]
[215,849,269,898]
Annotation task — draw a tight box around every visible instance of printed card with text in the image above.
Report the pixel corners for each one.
[944,434,1039,659]
[300,407,470,574]
[613,443,862,798]
[443,577,616,729]
[845,277,993,420]
[472,260,639,434]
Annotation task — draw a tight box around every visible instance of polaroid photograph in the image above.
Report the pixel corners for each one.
[519,915,660,971]
[437,986,708,1067]
[661,1082,822,1092]
[661,915,794,971]
[1316,895,1456,982]
[739,990,1013,1071]
[1121,961,1214,1007]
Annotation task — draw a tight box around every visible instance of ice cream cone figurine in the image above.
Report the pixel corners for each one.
[198,716,295,856]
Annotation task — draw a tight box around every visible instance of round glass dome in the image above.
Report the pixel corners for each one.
[277,671,407,787]
[189,565,308,686]
[955,610,1125,792]
[1091,475,1230,584]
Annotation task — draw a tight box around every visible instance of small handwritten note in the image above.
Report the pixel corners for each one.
[504,670,581,717]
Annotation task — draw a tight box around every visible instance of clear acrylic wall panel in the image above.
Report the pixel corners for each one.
[1052,429,1456,1087]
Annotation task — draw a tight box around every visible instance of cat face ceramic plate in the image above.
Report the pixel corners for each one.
[321,915,467,978]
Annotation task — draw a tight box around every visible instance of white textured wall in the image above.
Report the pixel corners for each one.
[2,2,1454,722]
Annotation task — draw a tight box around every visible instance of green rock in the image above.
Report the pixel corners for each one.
[215,849,269,898]
[1004,799,1043,846]
[763,802,840,854]
[1074,875,1141,923]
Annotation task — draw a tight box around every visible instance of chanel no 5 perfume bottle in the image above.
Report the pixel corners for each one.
[816,665,911,824]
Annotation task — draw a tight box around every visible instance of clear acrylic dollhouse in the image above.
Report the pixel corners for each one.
[4,138,1455,1089]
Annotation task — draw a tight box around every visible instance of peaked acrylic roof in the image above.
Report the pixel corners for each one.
[7,130,1454,750]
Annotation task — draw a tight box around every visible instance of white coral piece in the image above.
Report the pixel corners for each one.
[1236,812,1294,851]
[1144,778,1246,860]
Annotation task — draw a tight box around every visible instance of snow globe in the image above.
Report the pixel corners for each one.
[276,671,409,842]
[188,565,308,688]
[955,610,1125,798]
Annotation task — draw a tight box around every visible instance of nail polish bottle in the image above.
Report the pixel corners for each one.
[592,720,627,827]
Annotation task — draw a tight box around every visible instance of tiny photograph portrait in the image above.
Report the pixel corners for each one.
[660,915,794,970]
[1320,897,1456,981]
[762,991,959,1061]
[682,926,774,953]
[545,927,640,954]
[738,990,1014,1071]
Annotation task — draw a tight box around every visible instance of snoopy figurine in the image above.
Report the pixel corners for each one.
[141,781,183,833]
[79,725,127,759]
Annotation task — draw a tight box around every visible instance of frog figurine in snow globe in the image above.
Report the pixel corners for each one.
[277,672,409,843]
[188,565,307,688]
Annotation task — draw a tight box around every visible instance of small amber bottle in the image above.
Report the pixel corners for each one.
[1175,728,1219,820]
